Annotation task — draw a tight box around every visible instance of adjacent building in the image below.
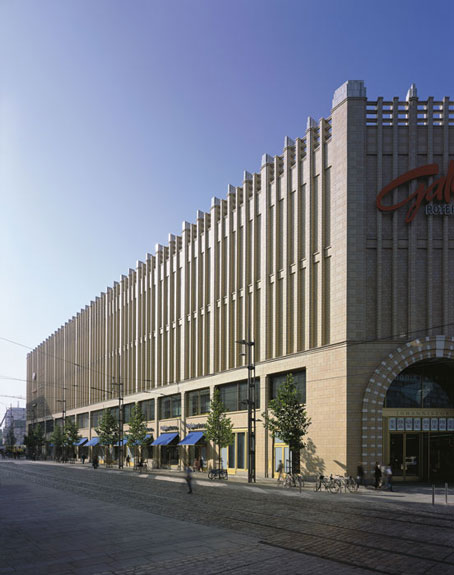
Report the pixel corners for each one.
[3,406,26,447]
[27,80,454,481]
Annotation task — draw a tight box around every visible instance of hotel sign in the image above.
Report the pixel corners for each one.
[376,161,454,223]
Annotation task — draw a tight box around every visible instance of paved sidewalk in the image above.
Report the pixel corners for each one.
[21,458,454,507]
[0,462,373,575]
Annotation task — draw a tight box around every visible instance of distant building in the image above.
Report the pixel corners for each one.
[27,80,454,481]
[3,407,26,446]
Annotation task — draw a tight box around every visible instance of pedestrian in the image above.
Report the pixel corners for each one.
[199,455,203,472]
[81,454,86,464]
[374,461,382,489]
[92,455,99,469]
[185,465,193,494]
[356,463,365,487]
[126,454,130,466]
[277,460,284,483]
[385,463,393,491]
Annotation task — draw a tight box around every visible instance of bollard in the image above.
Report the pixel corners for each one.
[445,483,448,505]
[432,484,435,505]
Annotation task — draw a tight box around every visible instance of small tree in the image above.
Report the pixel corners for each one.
[204,388,234,470]
[63,419,81,459]
[5,427,16,451]
[126,403,147,465]
[34,424,45,458]
[95,409,119,464]
[262,373,311,475]
[50,424,65,460]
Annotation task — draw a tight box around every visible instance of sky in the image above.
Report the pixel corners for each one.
[1,0,454,421]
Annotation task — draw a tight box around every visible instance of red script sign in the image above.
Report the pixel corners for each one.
[376,161,454,223]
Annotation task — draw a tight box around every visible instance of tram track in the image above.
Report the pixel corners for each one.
[2,462,454,574]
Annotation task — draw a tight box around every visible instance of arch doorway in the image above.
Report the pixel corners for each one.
[383,359,454,481]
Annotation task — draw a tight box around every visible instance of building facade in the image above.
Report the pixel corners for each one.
[27,80,454,481]
[3,407,26,447]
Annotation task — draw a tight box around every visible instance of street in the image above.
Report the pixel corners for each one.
[0,461,453,574]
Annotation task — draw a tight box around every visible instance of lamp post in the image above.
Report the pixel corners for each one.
[236,337,256,483]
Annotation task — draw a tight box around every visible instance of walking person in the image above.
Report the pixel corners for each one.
[385,463,393,491]
[374,461,382,489]
[357,463,365,487]
[81,454,86,464]
[92,455,99,469]
[185,465,193,494]
[199,455,204,472]
[277,460,284,483]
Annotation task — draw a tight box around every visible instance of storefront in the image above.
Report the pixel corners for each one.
[382,360,454,481]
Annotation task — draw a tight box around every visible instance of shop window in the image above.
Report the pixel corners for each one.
[217,380,260,412]
[159,394,181,419]
[187,388,210,416]
[139,399,155,421]
[269,370,306,403]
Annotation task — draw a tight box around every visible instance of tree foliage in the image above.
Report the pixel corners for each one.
[63,419,81,449]
[204,388,234,469]
[24,424,45,458]
[95,409,119,463]
[50,424,65,458]
[126,403,148,464]
[262,373,311,474]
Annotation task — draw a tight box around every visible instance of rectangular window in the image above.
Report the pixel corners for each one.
[187,388,210,416]
[139,399,155,421]
[91,410,103,428]
[159,394,181,419]
[218,379,260,412]
[237,432,245,469]
[123,403,135,424]
[77,413,89,429]
[228,441,235,468]
[269,370,306,403]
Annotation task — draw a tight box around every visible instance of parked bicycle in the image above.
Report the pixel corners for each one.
[281,473,305,489]
[208,468,228,480]
[314,474,340,493]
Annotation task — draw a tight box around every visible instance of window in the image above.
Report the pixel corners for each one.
[77,412,89,428]
[269,371,306,403]
[45,419,54,433]
[91,410,103,428]
[123,403,135,424]
[217,380,260,412]
[385,360,454,408]
[159,394,181,419]
[187,388,210,416]
[139,399,155,421]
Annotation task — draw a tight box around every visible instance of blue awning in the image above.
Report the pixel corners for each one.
[74,437,88,446]
[85,437,100,447]
[114,438,128,447]
[133,434,152,446]
[151,432,178,446]
[178,431,204,446]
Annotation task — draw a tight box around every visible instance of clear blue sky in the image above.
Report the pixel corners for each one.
[1,0,454,420]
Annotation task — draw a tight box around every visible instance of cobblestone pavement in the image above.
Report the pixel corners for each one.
[1,461,453,575]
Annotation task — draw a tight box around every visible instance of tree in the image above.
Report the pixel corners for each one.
[204,388,234,470]
[126,403,148,465]
[50,424,65,460]
[95,409,119,464]
[262,373,311,475]
[63,419,81,458]
[5,427,16,451]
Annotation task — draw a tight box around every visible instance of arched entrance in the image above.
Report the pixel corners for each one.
[361,335,454,480]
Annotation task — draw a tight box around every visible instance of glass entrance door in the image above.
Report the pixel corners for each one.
[389,433,421,480]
